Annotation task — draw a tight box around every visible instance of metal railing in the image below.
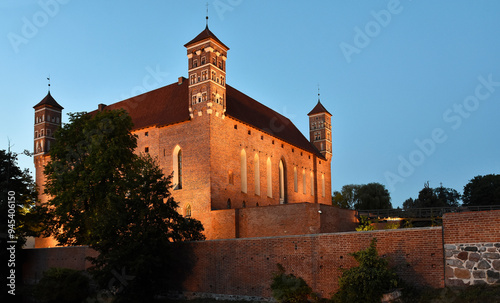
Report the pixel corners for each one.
[356,205,500,220]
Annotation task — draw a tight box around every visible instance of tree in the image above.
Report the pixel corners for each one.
[463,174,500,206]
[403,182,461,209]
[39,109,205,299]
[355,183,392,210]
[0,149,40,247]
[333,183,392,210]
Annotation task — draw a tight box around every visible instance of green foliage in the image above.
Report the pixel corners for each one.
[271,264,313,303]
[0,149,41,247]
[39,110,205,300]
[332,238,398,303]
[463,174,500,206]
[333,183,392,210]
[384,221,400,229]
[33,268,90,303]
[403,181,461,209]
[355,215,375,231]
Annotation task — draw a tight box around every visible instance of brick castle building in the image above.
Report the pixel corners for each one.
[33,26,351,247]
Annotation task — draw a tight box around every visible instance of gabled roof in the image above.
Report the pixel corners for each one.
[90,81,323,158]
[33,91,64,110]
[88,80,190,130]
[308,101,331,116]
[184,25,229,50]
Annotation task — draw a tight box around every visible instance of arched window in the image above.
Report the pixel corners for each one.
[227,198,231,209]
[321,174,326,197]
[185,204,191,217]
[310,172,314,196]
[241,149,247,193]
[302,169,306,194]
[173,145,182,190]
[279,159,286,204]
[254,154,260,196]
[293,167,298,192]
[267,157,272,198]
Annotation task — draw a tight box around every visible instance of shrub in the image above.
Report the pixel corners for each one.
[271,264,313,303]
[33,267,90,303]
[355,215,375,231]
[332,238,398,303]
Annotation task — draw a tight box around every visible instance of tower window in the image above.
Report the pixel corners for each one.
[228,170,234,184]
[185,204,192,217]
[173,146,182,190]
[234,125,237,129]
[145,132,149,137]
[201,56,206,65]
[213,57,217,65]
[248,130,251,135]
[193,59,198,67]
[144,147,149,153]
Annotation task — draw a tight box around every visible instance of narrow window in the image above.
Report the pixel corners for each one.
[321,174,325,198]
[227,199,231,209]
[254,154,260,196]
[310,172,314,196]
[267,157,272,198]
[145,147,149,153]
[173,145,182,190]
[228,170,234,185]
[201,56,206,65]
[294,167,298,192]
[302,169,306,194]
[185,204,192,217]
[145,132,149,137]
[241,149,247,193]
[279,159,286,204]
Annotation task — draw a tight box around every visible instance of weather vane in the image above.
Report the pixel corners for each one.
[47,76,51,92]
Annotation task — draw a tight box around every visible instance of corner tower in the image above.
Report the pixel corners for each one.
[184,25,229,118]
[308,100,332,161]
[33,91,63,247]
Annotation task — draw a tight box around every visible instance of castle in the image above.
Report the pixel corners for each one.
[33,25,353,247]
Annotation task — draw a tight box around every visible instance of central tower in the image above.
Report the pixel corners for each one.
[184,26,229,118]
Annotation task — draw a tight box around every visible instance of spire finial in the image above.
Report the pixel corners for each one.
[47,76,51,92]
[206,2,209,27]
[317,83,320,102]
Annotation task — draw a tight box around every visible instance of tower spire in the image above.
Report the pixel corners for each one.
[206,2,209,27]
[47,76,51,92]
[317,83,320,101]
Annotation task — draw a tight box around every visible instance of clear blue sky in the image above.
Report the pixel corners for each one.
[2,0,499,208]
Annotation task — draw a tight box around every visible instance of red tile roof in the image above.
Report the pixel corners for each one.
[308,101,331,116]
[184,26,229,50]
[90,80,323,158]
[33,92,64,110]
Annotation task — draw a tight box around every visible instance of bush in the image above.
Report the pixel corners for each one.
[356,215,375,231]
[33,267,90,303]
[332,238,398,303]
[271,264,313,303]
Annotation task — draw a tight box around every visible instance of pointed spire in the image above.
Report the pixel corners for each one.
[47,76,51,92]
[206,2,209,27]
[317,83,320,102]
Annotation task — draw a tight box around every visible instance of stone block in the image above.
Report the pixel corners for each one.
[457,251,468,261]
[444,244,456,250]
[485,243,493,247]
[464,246,478,252]
[447,278,468,287]
[468,252,480,262]
[479,246,487,252]
[465,261,475,269]
[454,268,471,279]
[487,270,500,280]
[473,270,486,279]
[477,260,491,269]
[487,248,498,253]
[473,279,487,285]
[445,266,454,278]
[484,252,499,259]
[494,243,500,248]
[445,250,454,258]
[446,259,464,268]
[493,260,500,270]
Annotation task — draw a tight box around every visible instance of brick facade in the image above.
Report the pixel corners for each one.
[33,26,333,243]
[23,211,499,298]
